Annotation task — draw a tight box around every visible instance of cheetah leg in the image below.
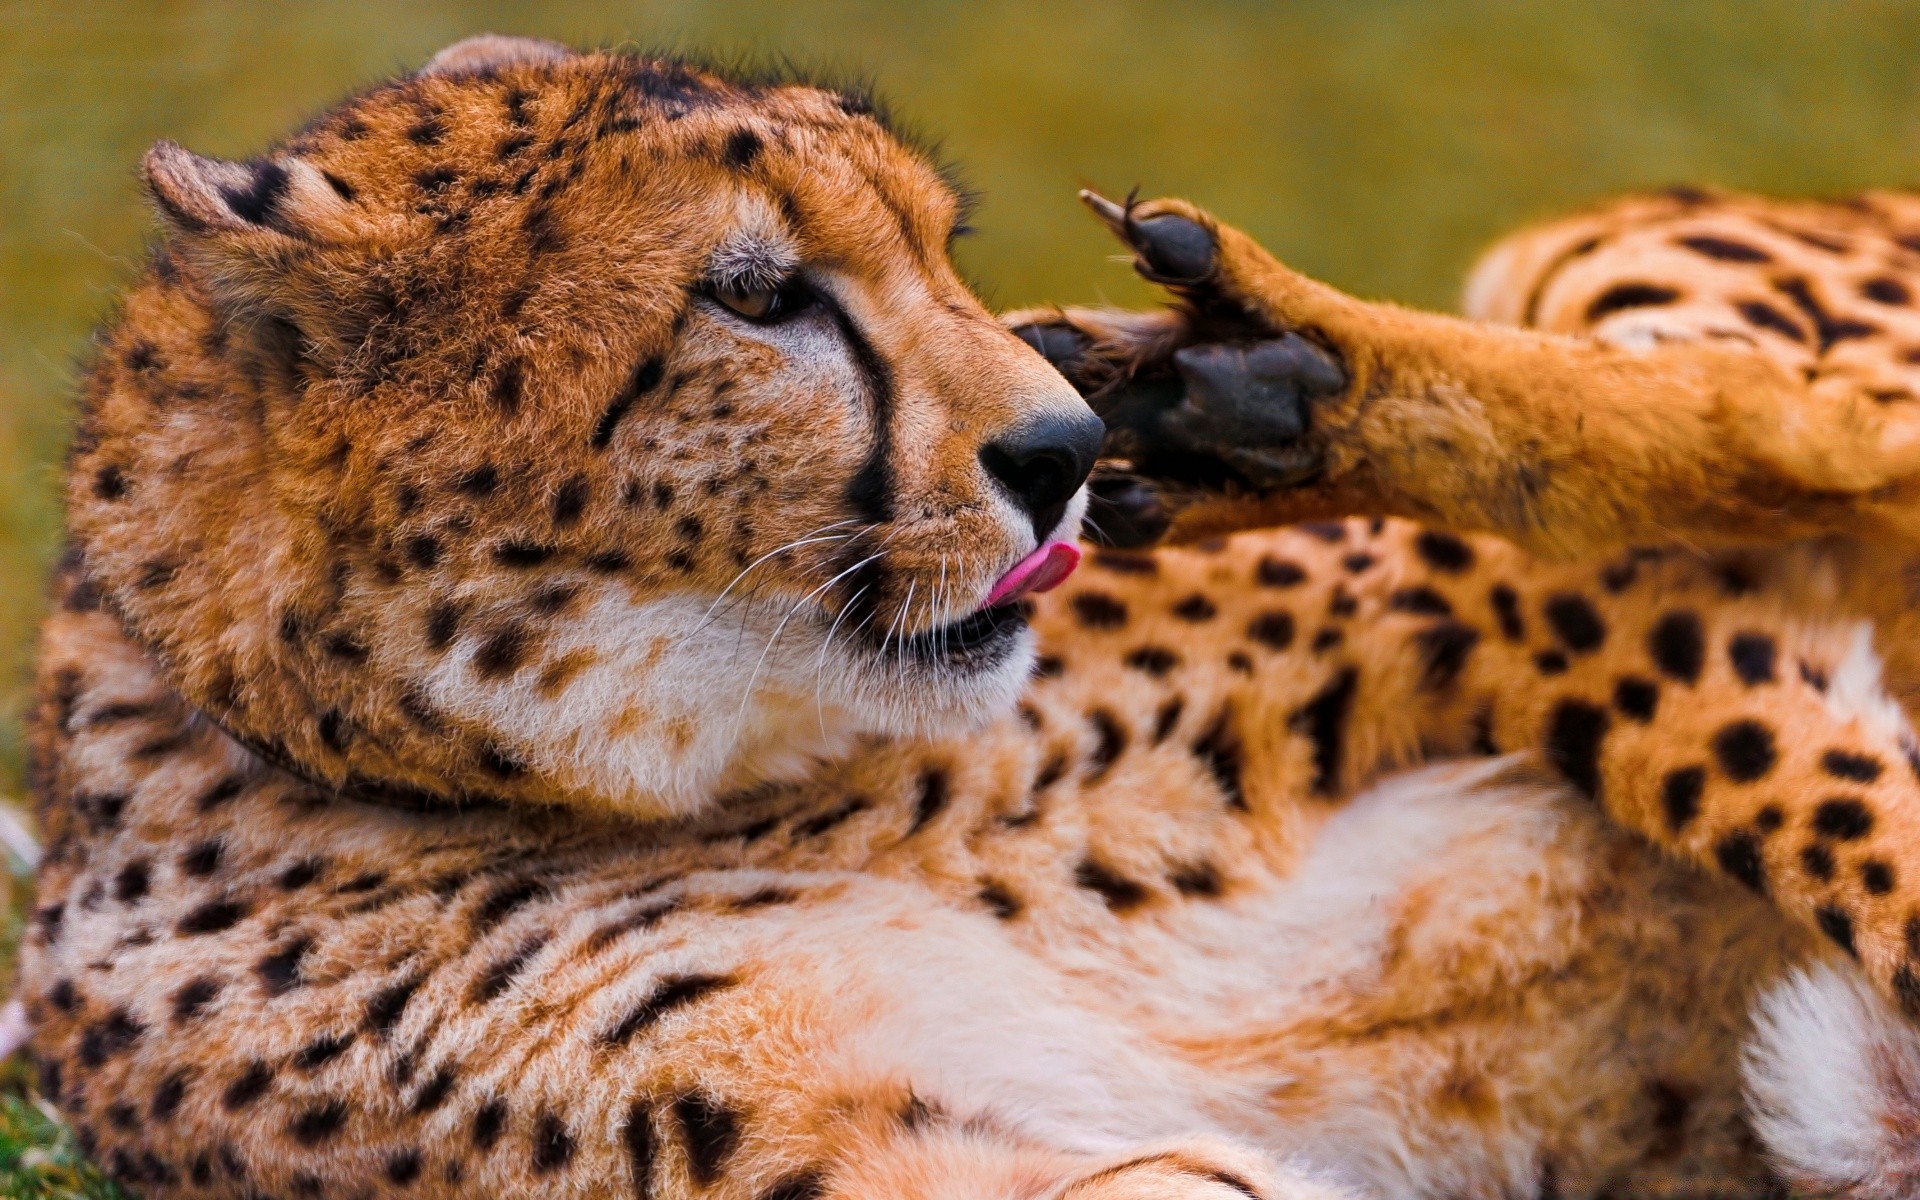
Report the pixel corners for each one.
[1247,519,1920,1020]
[1008,194,1920,556]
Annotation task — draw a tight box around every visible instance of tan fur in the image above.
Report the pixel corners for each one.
[25,37,1920,1200]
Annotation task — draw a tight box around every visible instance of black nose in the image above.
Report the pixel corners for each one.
[980,408,1106,540]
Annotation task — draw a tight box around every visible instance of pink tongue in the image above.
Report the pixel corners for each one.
[985,541,1082,607]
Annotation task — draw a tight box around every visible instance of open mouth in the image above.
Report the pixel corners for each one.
[899,600,1032,667]
[892,541,1081,670]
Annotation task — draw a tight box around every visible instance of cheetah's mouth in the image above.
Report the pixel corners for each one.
[899,600,1034,668]
[895,540,1080,669]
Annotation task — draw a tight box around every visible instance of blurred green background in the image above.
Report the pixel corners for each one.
[5,1,1920,1189]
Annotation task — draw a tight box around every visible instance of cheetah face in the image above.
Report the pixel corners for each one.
[74,37,1100,820]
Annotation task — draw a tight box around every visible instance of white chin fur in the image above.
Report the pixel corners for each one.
[1742,962,1920,1200]
[421,492,1087,821]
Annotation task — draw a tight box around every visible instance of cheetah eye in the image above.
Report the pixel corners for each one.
[711,277,816,324]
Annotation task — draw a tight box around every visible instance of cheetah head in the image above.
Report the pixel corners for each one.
[67,36,1101,821]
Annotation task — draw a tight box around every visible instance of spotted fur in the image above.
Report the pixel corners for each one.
[26,35,1920,1200]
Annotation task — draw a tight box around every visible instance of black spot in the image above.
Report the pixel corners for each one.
[1256,556,1307,587]
[1813,798,1874,840]
[177,897,248,935]
[1299,520,1346,542]
[386,1149,423,1186]
[1822,750,1883,783]
[1717,832,1768,894]
[1586,283,1681,320]
[674,1093,741,1186]
[1713,720,1777,783]
[1865,276,1912,306]
[1343,552,1376,573]
[1125,645,1180,676]
[624,1102,657,1197]
[317,709,350,752]
[493,542,554,568]
[977,882,1020,919]
[219,160,291,226]
[587,549,632,573]
[1389,587,1453,616]
[1896,966,1920,1021]
[151,1071,189,1121]
[551,475,589,526]
[1662,766,1706,831]
[1649,611,1705,684]
[1544,594,1606,653]
[1248,611,1296,651]
[531,1113,575,1173]
[1169,861,1224,898]
[1776,275,1880,349]
[1677,234,1772,263]
[1729,633,1777,685]
[411,1065,458,1115]
[471,878,548,934]
[1289,668,1358,796]
[1737,299,1808,343]
[1544,699,1610,799]
[78,1009,145,1066]
[758,1172,826,1200]
[1414,530,1474,573]
[909,768,949,834]
[1489,583,1525,641]
[718,127,760,169]
[94,464,127,500]
[1416,621,1480,690]
[172,977,222,1022]
[1188,708,1245,810]
[278,858,323,890]
[1152,696,1186,744]
[1802,842,1837,881]
[474,624,530,679]
[1172,594,1217,621]
[365,976,423,1036]
[1086,710,1128,780]
[407,114,447,145]
[1075,859,1149,911]
[114,859,150,903]
[490,360,524,415]
[1599,557,1639,593]
[257,937,312,997]
[46,979,79,1013]
[1070,592,1128,629]
[1864,860,1897,895]
[473,1099,508,1149]
[469,935,548,1004]
[1534,650,1569,675]
[1816,905,1858,956]
[602,974,736,1046]
[289,1099,349,1145]
[595,357,665,449]
[222,1062,273,1110]
[1614,677,1659,723]
[456,463,499,496]
[293,1031,355,1071]
[426,602,461,650]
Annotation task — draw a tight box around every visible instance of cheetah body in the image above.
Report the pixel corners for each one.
[23,36,1920,1200]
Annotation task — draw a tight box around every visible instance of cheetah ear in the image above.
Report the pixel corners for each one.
[419,34,574,78]
[140,140,353,242]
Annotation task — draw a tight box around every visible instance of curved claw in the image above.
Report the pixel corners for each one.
[1079,189,1217,284]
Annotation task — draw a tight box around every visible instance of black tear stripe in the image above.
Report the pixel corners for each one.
[822,295,897,525]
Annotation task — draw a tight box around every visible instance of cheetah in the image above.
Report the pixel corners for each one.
[19,33,1920,1200]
